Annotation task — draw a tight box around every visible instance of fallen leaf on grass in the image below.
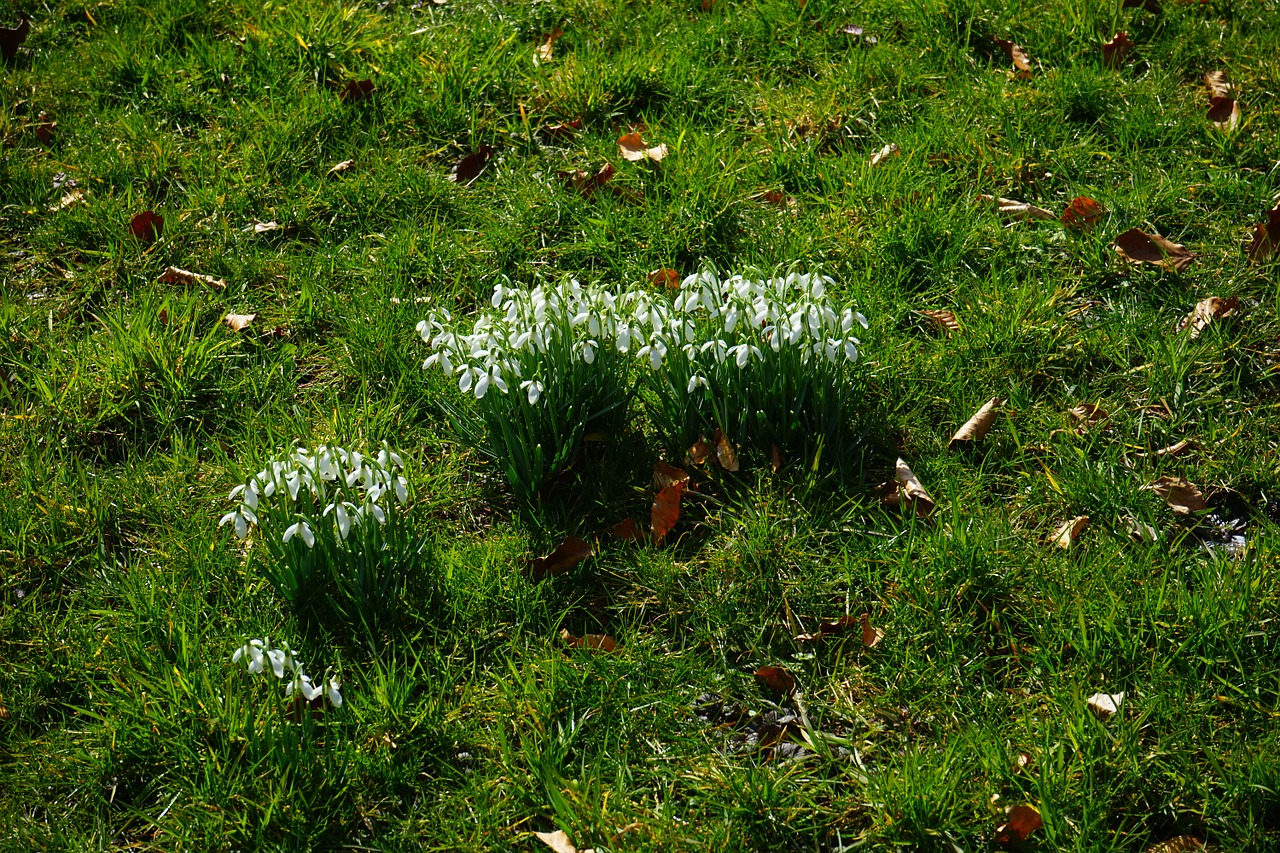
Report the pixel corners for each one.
[1203,71,1232,99]
[0,16,29,62]
[651,484,684,544]
[542,118,581,141]
[1013,752,1033,773]
[1143,476,1209,514]
[1245,205,1280,264]
[653,461,690,491]
[530,535,593,580]
[949,397,1001,449]
[1145,838,1207,853]
[560,163,628,199]
[33,117,56,146]
[754,666,796,696]
[759,190,796,209]
[994,804,1043,846]
[612,517,647,542]
[617,131,668,162]
[979,194,1056,221]
[795,615,858,642]
[1087,691,1124,720]
[451,145,494,185]
[0,704,8,720]
[647,268,680,290]
[1069,404,1109,426]
[327,159,354,177]
[771,444,782,474]
[1113,228,1195,272]
[560,628,618,652]
[1102,32,1134,69]
[1061,196,1106,232]
[1127,517,1159,543]
[534,28,563,64]
[861,614,885,648]
[1207,96,1240,132]
[1179,296,1239,338]
[713,429,739,472]
[1052,515,1089,549]
[337,79,375,103]
[224,313,256,331]
[159,266,226,290]
[129,210,164,243]
[991,37,1033,78]
[1153,439,1192,457]
[920,308,960,336]
[883,458,935,518]
[49,189,85,212]
[246,220,280,234]
[869,143,900,167]
[534,829,592,853]
[687,437,713,465]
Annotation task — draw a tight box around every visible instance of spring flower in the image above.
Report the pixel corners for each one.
[232,638,266,674]
[282,520,315,548]
[325,674,343,708]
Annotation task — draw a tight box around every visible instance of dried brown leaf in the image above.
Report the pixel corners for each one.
[647,268,681,290]
[1179,295,1239,338]
[1207,96,1240,131]
[1154,439,1192,457]
[224,313,256,331]
[759,189,796,209]
[49,189,85,212]
[770,444,782,475]
[861,614,885,648]
[618,131,668,162]
[869,142,900,167]
[327,159,355,177]
[995,804,1043,846]
[893,458,935,517]
[1068,404,1109,426]
[542,118,582,141]
[337,79,375,103]
[534,28,563,63]
[560,628,618,653]
[1087,691,1124,720]
[1245,205,1280,265]
[451,145,494,185]
[713,429,739,472]
[687,437,712,465]
[653,461,690,491]
[979,194,1056,221]
[1102,32,1134,69]
[1145,838,1207,853]
[530,535,593,581]
[1052,515,1089,549]
[534,829,585,853]
[560,162,616,198]
[1143,476,1209,514]
[796,614,858,642]
[1204,71,1232,99]
[0,16,29,63]
[612,517,647,542]
[920,308,960,336]
[1061,196,1107,232]
[129,210,164,243]
[991,37,1033,75]
[651,484,684,544]
[1113,228,1195,273]
[949,396,1001,449]
[159,266,226,290]
[754,666,796,696]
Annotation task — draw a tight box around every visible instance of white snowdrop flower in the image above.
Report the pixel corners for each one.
[855,310,869,329]
[282,520,315,549]
[326,675,343,708]
[724,307,740,334]
[583,340,596,364]
[616,324,632,352]
[588,314,600,336]
[474,369,491,398]
[458,366,474,394]
[521,379,543,404]
[266,647,290,679]
[491,283,505,308]
[734,344,752,368]
[368,503,387,524]
[287,671,323,702]
[687,374,708,393]
[490,366,508,394]
[844,339,860,361]
[326,501,352,539]
[395,476,408,504]
[232,639,266,674]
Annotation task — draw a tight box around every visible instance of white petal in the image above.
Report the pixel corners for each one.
[326,677,343,708]
[267,649,287,679]
[235,513,247,540]
[474,371,490,398]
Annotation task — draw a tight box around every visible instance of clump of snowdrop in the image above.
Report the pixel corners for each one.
[632,266,869,456]
[417,277,632,501]
[221,444,429,631]
[232,637,343,710]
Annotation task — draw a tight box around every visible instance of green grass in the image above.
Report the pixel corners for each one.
[3,0,1280,849]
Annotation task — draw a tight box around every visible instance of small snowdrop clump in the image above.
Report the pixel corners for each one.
[231,637,343,708]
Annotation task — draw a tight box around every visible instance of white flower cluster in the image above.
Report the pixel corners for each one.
[638,269,869,390]
[417,278,625,405]
[231,637,343,708]
[219,444,408,546]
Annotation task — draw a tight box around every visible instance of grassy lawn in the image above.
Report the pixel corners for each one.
[3,0,1280,850]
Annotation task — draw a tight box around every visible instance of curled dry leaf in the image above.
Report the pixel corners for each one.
[0,703,8,720]
[1145,838,1207,853]
[1087,691,1124,720]
[949,397,1001,449]
[612,517,647,542]
[534,829,585,853]
[991,37,1033,78]
[887,458,935,518]
[529,535,593,581]
[994,804,1043,846]
[159,266,226,290]
[795,614,858,642]
[869,142,901,167]
[1113,228,1195,273]
[1061,196,1106,232]
[861,614,885,648]
[651,483,684,544]
[247,220,281,234]
[1244,205,1280,265]
[560,628,618,653]
[1069,404,1109,426]
[1127,517,1159,543]
[1013,752,1033,774]
[1052,515,1089,549]
[49,189,85,212]
[0,16,29,62]
[451,145,495,185]
[224,313,256,331]
[129,210,164,243]
[33,117,55,146]
[712,429,740,472]
[1143,476,1209,514]
[542,118,582,141]
[327,159,355,177]
[1179,296,1239,338]
[647,268,681,290]
[560,162,621,199]
[1102,32,1134,69]
[534,28,563,64]
[337,79,375,103]
[1204,70,1232,99]
[1154,439,1192,457]
[754,666,796,696]
[617,131,668,162]
[920,308,960,336]
[979,194,1056,221]
[653,461,690,491]
[1207,97,1240,132]
[687,437,712,465]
